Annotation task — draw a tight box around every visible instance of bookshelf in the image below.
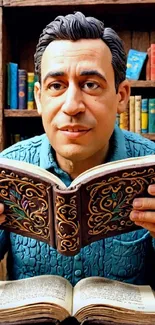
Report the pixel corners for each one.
[1,0,155,150]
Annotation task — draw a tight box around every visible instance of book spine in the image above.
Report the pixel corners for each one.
[151,44,155,81]
[141,98,148,133]
[129,96,135,132]
[18,69,27,109]
[146,47,151,81]
[9,62,18,109]
[148,98,155,133]
[135,95,141,134]
[27,72,35,110]
[53,186,81,256]
[119,102,129,131]
[7,63,10,109]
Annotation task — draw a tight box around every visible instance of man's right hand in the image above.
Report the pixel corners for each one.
[0,203,6,224]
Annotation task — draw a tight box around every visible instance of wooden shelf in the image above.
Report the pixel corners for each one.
[141,133,155,141]
[4,109,39,117]
[3,0,155,6]
[130,80,155,87]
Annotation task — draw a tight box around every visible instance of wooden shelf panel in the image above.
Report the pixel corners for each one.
[130,80,155,87]
[3,0,155,6]
[4,109,39,117]
[141,133,155,141]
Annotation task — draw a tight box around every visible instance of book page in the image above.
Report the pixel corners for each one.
[70,154,155,188]
[73,277,155,315]
[0,157,66,189]
[0,275,72,315]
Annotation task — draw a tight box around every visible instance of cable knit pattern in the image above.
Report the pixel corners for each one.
[1,126,155,287]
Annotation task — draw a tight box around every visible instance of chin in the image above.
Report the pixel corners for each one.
[57,145,90,162]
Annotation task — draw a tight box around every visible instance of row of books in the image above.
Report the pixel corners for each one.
[118,95,155,134]
[10,134,29,145]
[7,62,37,110]
[126,44,155,81]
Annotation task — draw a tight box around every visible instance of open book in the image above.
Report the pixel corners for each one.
[0,275,155,325]
[0,155,155,256]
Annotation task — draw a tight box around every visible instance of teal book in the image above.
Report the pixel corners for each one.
[148,98,155,133]
[7,62,18,109]
[126,49,147,80]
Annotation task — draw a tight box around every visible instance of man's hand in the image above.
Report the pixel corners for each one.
[130,184,155,237]
[0,203,6,224]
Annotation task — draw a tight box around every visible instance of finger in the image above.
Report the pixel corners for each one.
[148,184,155,195]
[0,214,6,224]
[130,210,155,223]
[0,203,4,214]
[133,220,155,233]
[133,198,155,211]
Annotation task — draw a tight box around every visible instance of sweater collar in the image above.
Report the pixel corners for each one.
[107,124,128,163]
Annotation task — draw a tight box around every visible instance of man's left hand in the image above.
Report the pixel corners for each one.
[130,184,155,237]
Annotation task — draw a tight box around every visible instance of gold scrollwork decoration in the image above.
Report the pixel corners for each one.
[0,170,50,240]
[86,168,155,237]
[55,194,80,253]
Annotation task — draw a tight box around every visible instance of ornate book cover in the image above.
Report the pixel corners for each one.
[0,155,155,256]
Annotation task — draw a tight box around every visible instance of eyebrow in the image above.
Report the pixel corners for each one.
[43,70,107,83]
[43,71,65,83]
[80,70,107,82]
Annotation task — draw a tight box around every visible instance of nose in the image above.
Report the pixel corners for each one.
[61,83,86,116]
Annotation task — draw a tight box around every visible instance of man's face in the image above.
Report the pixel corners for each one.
[35,39,129,164]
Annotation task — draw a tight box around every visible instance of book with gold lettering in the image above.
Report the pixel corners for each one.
[0,155,155,256]
[0,275,155,325]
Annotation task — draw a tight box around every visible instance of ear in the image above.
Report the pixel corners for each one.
[117,79,130,114]
[34,81,42,116]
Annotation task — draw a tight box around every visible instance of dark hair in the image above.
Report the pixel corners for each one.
[34,11,126,92]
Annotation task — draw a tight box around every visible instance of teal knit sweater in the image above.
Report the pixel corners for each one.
[1,125,155,287]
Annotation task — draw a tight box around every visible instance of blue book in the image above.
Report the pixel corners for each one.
[18,69,27,109]
[8,62,18,109]
[126,49,147,80]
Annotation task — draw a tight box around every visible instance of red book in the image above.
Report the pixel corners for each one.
[151,44,155,80]
[146,47,151,80]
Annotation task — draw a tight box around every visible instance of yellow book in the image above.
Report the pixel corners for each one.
[135,95,142,134]
[141,98,148,133]
[119,101,129,131]
[27,72,35,110]
[129,95,135,132]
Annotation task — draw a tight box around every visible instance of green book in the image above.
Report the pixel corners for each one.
[148,98,155,133]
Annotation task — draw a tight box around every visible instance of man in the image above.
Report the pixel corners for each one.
[0,11,155,287]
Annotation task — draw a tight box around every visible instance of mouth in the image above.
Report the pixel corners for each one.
[59,125,90,132]
[58,125,91,139]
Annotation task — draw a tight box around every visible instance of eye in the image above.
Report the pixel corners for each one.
[49,82,66,91]
[82,81,99,90]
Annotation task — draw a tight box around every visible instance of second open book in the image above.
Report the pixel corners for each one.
[0,154,155,255]
[0,275,155,324]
